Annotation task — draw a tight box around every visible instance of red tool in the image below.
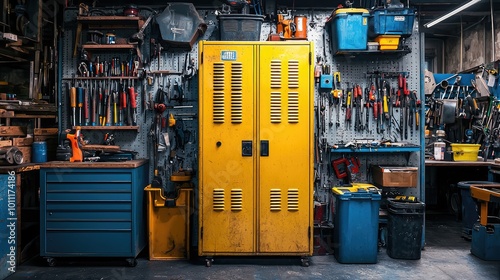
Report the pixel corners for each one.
[121,81,127,125]
[129,81,138,126]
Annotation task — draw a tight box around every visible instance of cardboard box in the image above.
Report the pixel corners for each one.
[372,166,418,187]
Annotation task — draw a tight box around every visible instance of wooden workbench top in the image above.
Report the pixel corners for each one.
[40,159,148,169]
[425,159,493,167]
[0,163,41,173]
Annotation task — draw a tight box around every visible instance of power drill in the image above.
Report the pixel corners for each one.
[56,127,83,162]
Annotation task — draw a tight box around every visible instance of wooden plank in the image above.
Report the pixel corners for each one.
[0,140,12,147]
[34,135,57,141]
[12,137,33,147]
[34,128,58,135]
[40,159,148,169]
[81,145,121,152]
[75,126,139,130]
[0,126,26,136]
[0,110,14,117]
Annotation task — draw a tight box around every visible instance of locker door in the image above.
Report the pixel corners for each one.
[199,43,256,254]
[257,44,313,253]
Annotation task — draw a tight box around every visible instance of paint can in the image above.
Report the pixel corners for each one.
[294,15,308,39]
[32,141,47,163]
[434,142,445,161]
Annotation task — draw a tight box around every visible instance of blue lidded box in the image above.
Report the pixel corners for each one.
[369,8,415,38]
[327,8,370,54]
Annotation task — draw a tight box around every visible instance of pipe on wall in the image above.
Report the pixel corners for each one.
[460,17,463,71]
[490,0,495,61]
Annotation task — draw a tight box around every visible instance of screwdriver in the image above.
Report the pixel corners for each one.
[70,82,77,127]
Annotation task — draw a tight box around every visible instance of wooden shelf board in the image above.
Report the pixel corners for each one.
[82,44,137,50]
[74,126,139,130]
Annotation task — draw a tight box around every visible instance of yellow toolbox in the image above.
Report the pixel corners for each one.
[374,35,401,50]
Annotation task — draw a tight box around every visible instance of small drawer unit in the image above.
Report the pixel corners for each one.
[39,160,148,266]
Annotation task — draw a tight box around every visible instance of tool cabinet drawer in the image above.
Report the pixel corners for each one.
[46,201,133,211]
[46,190,132,201]
[45,232,133,255]
[46,221,132,230]
[45,171,132,183]
[46,210,132,220]
[46,181,132,192]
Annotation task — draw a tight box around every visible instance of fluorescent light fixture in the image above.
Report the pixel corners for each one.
[424,0,482,28]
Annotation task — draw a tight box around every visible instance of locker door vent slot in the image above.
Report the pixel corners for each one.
[213,62,225,123]
[287,189,299,211]
[270,60,282,89]
[288,92,299,123]
[270,91,282,123]
[231,62,243,123]
[288,60,299,89]
[231,189,243,211]
[213,189,225,211]
[270,189,282,211]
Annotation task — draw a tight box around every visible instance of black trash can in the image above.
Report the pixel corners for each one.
[387,198,425,260]
[457,181,496,240]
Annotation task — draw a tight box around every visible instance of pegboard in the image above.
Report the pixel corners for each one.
[271,9,424,206]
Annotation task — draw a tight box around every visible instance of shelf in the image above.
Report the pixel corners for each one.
[77,16,143,29]
[331,146,420,153]
[334,48,411,58]
[82,44,137,50]
[74,126,139,130]
[63,76,139,80]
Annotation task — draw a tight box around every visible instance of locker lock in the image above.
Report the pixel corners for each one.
[216,141,222,147]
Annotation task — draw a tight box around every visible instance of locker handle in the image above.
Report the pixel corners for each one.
[261,140,269,156]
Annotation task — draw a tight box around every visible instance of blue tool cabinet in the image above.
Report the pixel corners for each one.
[39,160,148,266]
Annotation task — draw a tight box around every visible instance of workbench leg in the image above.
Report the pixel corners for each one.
[480,202,489,226]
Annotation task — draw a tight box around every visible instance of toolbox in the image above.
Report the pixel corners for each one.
[327,8,369,53]
[369,8,415,38]
[374,35,401,50]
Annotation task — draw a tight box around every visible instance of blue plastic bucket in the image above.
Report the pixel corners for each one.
[32,141,47,163]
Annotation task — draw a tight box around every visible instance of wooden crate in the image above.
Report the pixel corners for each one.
[0,126,26,137]
[34,128,58,136]
[17,146,31,164]
[0,140,12,147]
[12,137,33,147]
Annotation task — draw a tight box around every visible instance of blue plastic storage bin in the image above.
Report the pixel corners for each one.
[327,8,369,54]
[471,221,500,261]
[369,8,415,38]
[332,184,381,263]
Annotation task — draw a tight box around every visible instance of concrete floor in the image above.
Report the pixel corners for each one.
[7,213,500,280]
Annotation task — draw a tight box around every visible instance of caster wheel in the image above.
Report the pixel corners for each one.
[205,258,213,267]
[301,258,310,267]
[46,257,56,267]
[126,258,137,267]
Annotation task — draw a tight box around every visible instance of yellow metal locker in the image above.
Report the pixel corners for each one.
[198,41,314,266]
